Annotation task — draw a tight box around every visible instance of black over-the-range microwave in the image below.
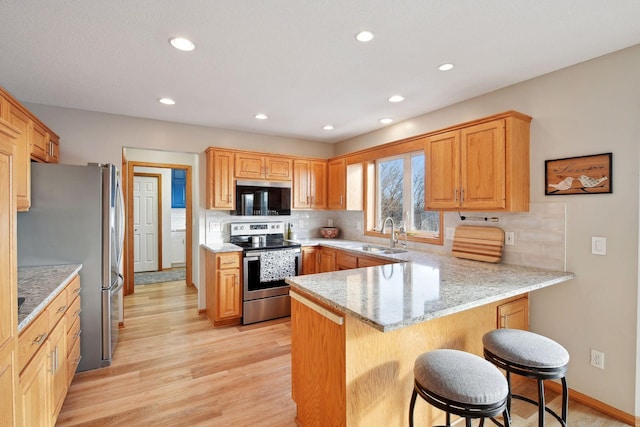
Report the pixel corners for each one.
[232,180,292,216]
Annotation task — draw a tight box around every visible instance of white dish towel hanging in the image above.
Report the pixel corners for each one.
[260,249,297,282]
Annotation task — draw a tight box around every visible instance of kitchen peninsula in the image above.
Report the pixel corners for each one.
[286,249,574,427]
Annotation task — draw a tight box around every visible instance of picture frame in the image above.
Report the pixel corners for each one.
[545,152,612,195]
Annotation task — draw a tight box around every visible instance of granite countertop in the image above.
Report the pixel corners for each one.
[201,243,243,254]
[286,239,575,332]
[18,264,83,332]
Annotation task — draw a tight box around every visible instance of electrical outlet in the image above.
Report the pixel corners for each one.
[590,349,605,369]
[445,227,455,240]
[505,231,515,246]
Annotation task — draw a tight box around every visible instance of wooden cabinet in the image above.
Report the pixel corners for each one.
[0,121,18,427]
[327,158,346,210]
[497,296,529,330]
[235,152,292,181]
[8,105,31,212]
[47,135,59,164]
[336,252,357,270]
[30,120,48,162]
[293,159,327,209]
[318,246,395,273]
[318,247,337,273]
[17,274,80,427]
[2,86,61,212]
[425,112,531,212]
[205,251,242,327]
[301,246,320,275]
[206,148,235,209]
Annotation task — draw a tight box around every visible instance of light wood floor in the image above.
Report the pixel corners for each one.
[56,281,628,426]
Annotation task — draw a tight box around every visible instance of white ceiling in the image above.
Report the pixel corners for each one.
[1,1,640,144]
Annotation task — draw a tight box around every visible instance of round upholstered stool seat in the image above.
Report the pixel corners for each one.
[483,329,569,427]
[409,349,511,427]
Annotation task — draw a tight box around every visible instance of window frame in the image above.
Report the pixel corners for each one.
[364,151,443,246]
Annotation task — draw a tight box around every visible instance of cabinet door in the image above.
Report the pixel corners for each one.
[31,121,48,162]
[301,247,319,275]
[8,106,31,211]
[460,120,506,210]
[292,160,311,209]
[171,231,186,264]
[48,319,67,425]
[319,248,337,273]
[206,149,235,209]
[171,169,186,208]
[265,156,292,181]
[310,161,327,209]
[327,158,346,210]
[47,136,59,163]
[0,132,17,427]
[425,130,460,209]
[235,153,264,179]
[216,269,241,320]
[497,297,528,330]
[357,256,387,268]
[336,252,357,270]
[18,347,49,427]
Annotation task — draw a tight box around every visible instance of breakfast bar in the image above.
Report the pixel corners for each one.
[286,251,575,427]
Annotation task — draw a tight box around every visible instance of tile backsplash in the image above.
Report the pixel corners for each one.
[204,202,566,271]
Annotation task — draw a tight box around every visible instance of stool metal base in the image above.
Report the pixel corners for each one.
[409,379,510,427]
[484,348,568,427]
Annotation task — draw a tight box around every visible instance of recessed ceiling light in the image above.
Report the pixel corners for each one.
[255,113,268,120]
[322,125,334,131]
[379,118,394,124]
[388,95,404,103]
[438,63,455,71]
[355,31,374,42]
[169,37,195,52]
[158,97,175,105]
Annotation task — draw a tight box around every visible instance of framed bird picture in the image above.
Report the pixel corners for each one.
[545,152,612,195]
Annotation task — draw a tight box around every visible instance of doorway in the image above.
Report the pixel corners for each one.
[123,160,193,296]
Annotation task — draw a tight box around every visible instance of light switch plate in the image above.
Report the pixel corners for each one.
[592,236,606,255]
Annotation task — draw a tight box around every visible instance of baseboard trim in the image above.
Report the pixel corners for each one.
[544,380,635,426]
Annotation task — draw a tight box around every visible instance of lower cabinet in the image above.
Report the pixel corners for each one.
[205,251,242,327]
[497,296,529,330]
[301,247,320,275]
[318,248,337,273]
[17,274,80,427]
[316,246,395,273]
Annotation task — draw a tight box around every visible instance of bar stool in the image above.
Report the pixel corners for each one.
[409,349,510,427]
[483,329,569,427]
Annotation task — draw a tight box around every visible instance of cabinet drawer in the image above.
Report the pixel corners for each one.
[66,275,81,303]
[67,316,81,358]
[18,312,49,372]
[217,253,240,269]
[48,289,68,328]
[66,295,81,333]
[67,338,81,387]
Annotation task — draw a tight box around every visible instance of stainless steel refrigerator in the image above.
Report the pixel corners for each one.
[17,163,125,372]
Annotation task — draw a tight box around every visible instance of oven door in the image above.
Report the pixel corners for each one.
[243,249,300,301]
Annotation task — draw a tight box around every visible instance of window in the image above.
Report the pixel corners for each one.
[372,152,440,241]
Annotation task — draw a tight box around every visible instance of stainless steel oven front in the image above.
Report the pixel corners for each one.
[242,248,301,324]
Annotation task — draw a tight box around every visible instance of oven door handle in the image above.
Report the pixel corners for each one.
[245,255,261,261]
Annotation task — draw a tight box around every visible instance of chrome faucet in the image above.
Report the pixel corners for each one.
[382,217,397,248]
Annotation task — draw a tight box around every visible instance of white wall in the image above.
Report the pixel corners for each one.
[336,44,640,415]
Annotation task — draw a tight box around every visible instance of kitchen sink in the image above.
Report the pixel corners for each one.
[359,244,408,255]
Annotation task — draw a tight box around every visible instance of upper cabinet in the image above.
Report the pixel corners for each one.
[206,148,235,210]
[171,169,186,208]
[235,152,292,181]
[425,112,531,212]
[1,86,61,211]
[293,159,326,209]
[327,158,346,210]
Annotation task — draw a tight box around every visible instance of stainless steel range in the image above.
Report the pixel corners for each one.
[230,221,301,324]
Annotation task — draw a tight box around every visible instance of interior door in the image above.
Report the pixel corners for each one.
[133,175,159,272]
